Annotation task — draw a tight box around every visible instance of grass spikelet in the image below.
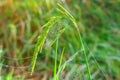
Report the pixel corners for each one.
[31,16,62,74]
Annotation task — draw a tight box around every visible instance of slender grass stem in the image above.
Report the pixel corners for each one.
[54,38,59,80]
[57,3,91,80]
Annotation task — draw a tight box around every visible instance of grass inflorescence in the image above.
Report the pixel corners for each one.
[0,0,120,80]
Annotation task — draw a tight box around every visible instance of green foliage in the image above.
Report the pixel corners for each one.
[0,0,120,80]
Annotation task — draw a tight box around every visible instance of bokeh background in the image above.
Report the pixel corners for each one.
[0,0,120,80]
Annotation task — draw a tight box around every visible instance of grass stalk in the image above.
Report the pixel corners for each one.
[54,38,59,80]
[57,3,91,80]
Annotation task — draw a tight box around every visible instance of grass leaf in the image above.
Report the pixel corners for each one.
[57,3,91,80]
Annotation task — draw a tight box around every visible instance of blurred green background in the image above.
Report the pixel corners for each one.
[0,0,120,80]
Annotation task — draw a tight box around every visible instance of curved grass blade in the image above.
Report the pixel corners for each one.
[57,49,83,77]
[57,3,91,80]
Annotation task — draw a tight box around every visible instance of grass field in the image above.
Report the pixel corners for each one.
[0,0,120,80]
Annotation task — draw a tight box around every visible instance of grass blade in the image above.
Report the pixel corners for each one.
[54,37,59,80]
[57,3,91,80]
